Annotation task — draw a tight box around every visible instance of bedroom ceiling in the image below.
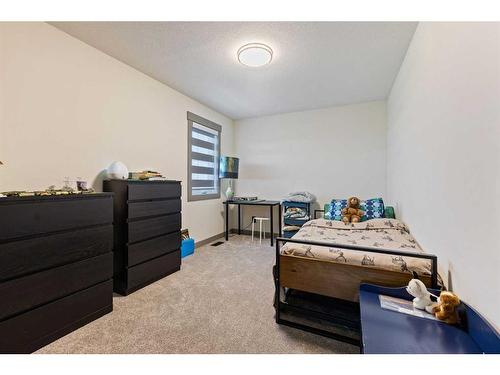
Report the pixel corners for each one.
[50,22,417,120]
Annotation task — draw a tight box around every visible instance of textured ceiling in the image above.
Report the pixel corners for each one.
[51,22,417,120]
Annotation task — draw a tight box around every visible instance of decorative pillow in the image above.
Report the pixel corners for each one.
[326,197,385,221]
[360,198,385,221]
[327,199,347,221]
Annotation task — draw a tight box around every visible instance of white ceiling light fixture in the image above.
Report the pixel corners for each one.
[237,43,273,67]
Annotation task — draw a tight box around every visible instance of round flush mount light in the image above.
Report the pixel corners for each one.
[237,43,273,67]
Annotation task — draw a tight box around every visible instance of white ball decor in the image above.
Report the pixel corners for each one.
[107,161,129,180]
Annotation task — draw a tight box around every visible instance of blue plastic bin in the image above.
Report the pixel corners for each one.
[181,238,195,258]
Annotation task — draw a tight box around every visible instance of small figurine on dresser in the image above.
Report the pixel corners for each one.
[0,161,5,197]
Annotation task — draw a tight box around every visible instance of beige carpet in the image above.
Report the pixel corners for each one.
[37,235,358,354]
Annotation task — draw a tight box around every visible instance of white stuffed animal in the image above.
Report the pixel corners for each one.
[406,278,433,310]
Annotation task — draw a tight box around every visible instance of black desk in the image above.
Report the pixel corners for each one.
[224,200,281,246]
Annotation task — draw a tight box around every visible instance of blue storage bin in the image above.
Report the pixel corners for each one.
[181,238,195,258]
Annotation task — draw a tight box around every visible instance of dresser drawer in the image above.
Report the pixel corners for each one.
[126,250,180,293]
[0,196,113,241]
[0,252,112,321]
[0,225,113,282]
[127,232,181,267]
[128,213,181,243]
[102,180,182,295]
[128,199,181,219]
[128,183,181,201]
[0,279,112,354]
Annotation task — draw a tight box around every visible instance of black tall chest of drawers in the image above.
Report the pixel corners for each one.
[103,180,182,295]
[0,194,114,353]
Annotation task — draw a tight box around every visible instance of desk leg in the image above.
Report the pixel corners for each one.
[270,205,274,246]
[238,204,241,235]
[225,203,229,241]
[278,204,282,237]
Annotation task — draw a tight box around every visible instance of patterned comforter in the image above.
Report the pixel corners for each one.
[281,218,433,276]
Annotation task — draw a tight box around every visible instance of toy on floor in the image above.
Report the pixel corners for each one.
[427,291,461,325]
[406,278,435,310]
[341,196,365,223]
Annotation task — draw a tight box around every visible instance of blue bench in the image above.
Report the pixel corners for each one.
[359,283,500,354]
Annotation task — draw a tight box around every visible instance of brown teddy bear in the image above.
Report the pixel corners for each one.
[341,196,365,223]
[431,291,461,324]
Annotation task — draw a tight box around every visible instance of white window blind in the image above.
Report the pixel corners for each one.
[187,112,221,201]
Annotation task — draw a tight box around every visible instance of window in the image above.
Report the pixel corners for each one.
[187,112,221,201]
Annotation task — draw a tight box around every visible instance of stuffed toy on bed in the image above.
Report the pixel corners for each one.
[341,196,365,223]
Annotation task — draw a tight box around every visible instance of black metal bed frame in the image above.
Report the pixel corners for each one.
[274,226,439,346]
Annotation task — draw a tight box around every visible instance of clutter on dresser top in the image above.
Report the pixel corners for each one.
[128,170,167,181]
[0,179,95,198]
[106,161,168,181]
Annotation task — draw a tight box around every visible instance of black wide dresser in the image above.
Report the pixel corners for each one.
[103,180,182,295]
[0,193,114,353]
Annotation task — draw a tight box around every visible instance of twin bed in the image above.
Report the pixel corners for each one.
[274,203,440,343]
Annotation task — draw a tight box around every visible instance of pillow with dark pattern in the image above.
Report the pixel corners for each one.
[327,197,385,221]
[360,198,385,221]
[326,199,347,220]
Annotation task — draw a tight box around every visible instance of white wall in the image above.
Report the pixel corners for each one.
[234,101,387,230]
[387,22,500,327]
[0,22,235,242]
